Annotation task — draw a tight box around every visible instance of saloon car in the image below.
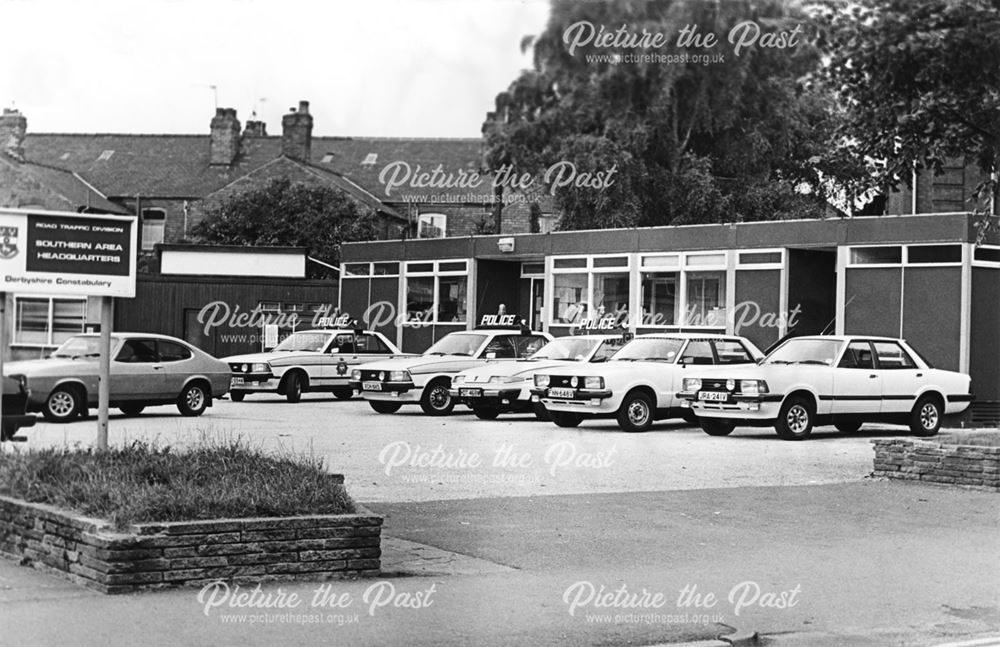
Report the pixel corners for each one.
[350,323,551,415]
[1,374,37,441]
[676,335,974,440]
[532,333,765,432]
[449,333,629,420]
[5,333,231,422]
[223,328,406,402]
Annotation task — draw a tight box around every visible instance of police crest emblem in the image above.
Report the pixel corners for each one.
[0,226,18,260]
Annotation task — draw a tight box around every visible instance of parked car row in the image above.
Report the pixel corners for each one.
[1,320,975,442]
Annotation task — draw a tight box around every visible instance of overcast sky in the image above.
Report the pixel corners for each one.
[0,0,550,138]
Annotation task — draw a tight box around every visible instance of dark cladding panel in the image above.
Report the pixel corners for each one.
[551,229,638,254]
[902,267,962,371]
[736,220,843,249]
[402,237,473,261]
[844,268,902,337]
[472,234,552,258]
[341,240,406,263]
[339,278,371,326]
[402,325,434,354]
[733,269,782,352]
[786,250,837,337]
[368,276,399,343]
[970,267,1000,400]
[476,260,521,318]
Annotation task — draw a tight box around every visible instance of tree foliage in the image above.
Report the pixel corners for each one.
[191,178,379,278]
[817,0,1000,203]
[483,0,852,230]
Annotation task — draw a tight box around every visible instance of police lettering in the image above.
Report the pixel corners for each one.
[480,314,517,327]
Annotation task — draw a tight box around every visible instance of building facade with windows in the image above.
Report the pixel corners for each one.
[340,212,1000,425]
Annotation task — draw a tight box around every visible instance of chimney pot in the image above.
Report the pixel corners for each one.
[281,100,313,162]
[298,100,310,114]
[0,108,27,162]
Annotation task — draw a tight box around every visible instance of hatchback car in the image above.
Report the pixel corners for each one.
[6,333,231,422]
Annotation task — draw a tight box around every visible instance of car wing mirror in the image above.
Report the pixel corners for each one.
[486,352,497,360]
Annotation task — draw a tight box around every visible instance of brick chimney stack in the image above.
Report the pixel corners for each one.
[281,100,313,162]
[243,120,268,138]
[210,107,241,166]
[0,108,27,162]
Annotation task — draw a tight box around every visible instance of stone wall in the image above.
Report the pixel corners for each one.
[872,437,1000,491]
[0,495,382,594]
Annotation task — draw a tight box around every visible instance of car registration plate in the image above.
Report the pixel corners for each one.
[549,388,576,399]
[231,377,244,386]
[362,381,383,391]
[698,391,728,402]
[459,388,483,398]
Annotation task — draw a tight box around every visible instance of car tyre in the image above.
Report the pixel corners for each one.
[177,383,209,417]
[835,421,863,434]
[700,419,736,436]
[617,390,654,433]
[532,402,551,422]
[333,387,354,400]
[775,395,814,440]
[551,411,582,428]
[369,401,402,414]
[419,379,454,416]
[910,395,942,437]
[473,407,500,420]
[230,391,246,402]
[284,372,304,403]
[43,386,83,423]
[119,405,145,417]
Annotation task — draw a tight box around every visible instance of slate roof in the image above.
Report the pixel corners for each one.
[0,155,129,214]
[22,134,496,202]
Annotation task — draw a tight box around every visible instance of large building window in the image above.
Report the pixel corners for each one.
[141,208,166,250]
[553,273,588,324]
[551,255,631,325]
[417,213,447,239]
[686,271,726,326]
[404,260,468,323]
[13,297,87,346]
[641,273,678,326]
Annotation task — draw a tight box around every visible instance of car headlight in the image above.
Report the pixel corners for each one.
[452,374,465,384]
[252,363,269,373]
[488,376,503,383]
[351,369,362,380]
[740,379,769,396]
[683,377,702,392]
[584,376,604,390]
[389,370,411,382]
[534,374,550,388]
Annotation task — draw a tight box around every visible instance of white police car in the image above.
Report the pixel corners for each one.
[533,333,764,432]
[350,314,551,415]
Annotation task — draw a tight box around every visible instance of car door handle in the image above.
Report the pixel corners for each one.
[153,365,164,370]
[869,374,877,379]
[916,373,923,377]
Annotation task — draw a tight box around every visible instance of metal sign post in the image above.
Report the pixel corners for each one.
[97,296,112,450]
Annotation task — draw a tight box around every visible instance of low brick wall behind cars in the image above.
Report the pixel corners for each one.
[872,438,1000,491]
[0,495,382,594]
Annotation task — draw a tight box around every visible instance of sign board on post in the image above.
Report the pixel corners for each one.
[0,208,137,451]
[0,209,137,297]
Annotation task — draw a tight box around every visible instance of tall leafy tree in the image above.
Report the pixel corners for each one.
[191,178,379,278]
[483,0,853,230]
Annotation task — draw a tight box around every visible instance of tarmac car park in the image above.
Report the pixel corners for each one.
[350,316,551,415]
[676,335,974,440]
[223,326,406,403]
[532,333,765,433]
[449,332,629,420]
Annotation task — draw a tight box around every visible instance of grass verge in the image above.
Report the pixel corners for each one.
[0,438,354,529]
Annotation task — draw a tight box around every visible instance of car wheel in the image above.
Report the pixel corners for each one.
[472,407,500,420]
[419,379,454,416]
[333,387,354,400]
[551,411,582,428]
[910,395,942,437]
[532,402,551,422]
[617,390,654,433]
[230,391,246,402]
[43,386,82,423]
[835,421,863,434]
[369,401,402,414]
[119,405,145,417]
[775,396,814,440]
[284,372,304,403]
[177,383,209,417]
[700,419,736,436]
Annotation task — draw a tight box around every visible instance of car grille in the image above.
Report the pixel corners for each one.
[546,375,582,388]
[359,369,384,382]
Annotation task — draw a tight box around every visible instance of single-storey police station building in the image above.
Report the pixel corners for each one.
[339,212,1000,425]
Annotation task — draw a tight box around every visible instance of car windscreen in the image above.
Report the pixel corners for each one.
[424,334,487,357]
[529,337,601,361]
[273,332,330,352]
[610,338,684,362]
[51,336,119,358]
[765,338,844,366]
